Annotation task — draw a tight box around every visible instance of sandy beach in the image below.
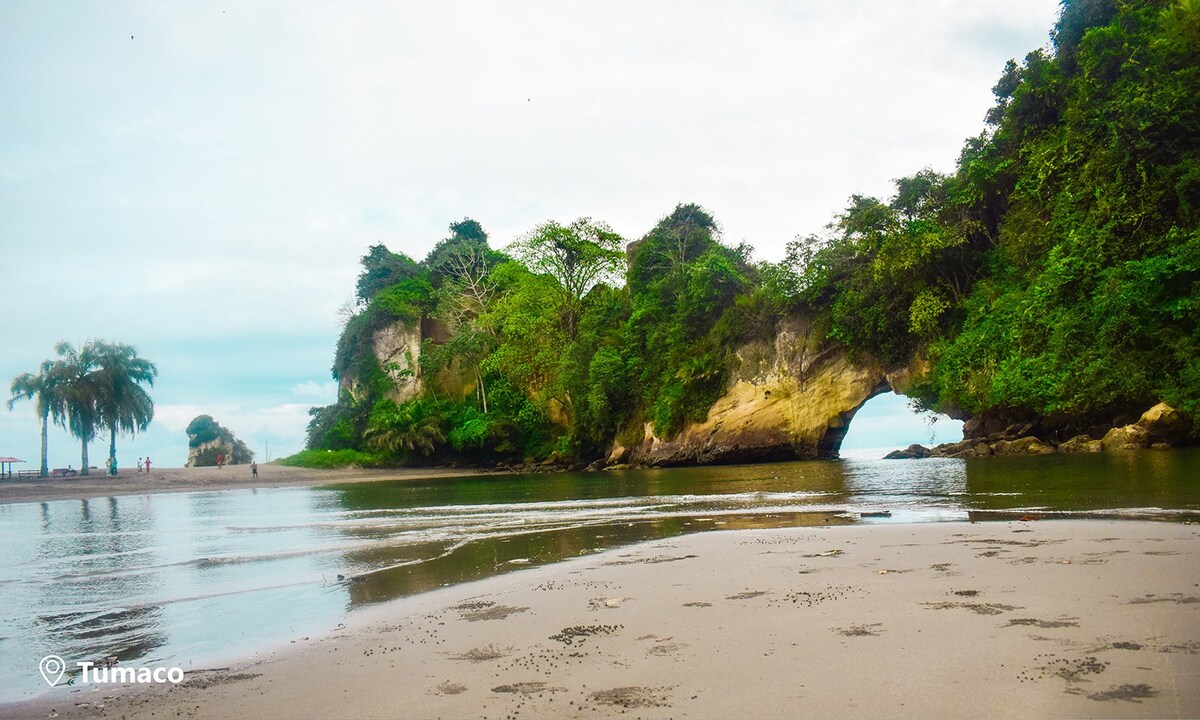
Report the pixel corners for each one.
[4,519,1197,719]
[0,464,500,505]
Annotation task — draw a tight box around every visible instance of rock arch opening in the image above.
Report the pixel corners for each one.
[832,386,964,459]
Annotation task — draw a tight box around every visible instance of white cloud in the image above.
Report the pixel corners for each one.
[290,380,339,400]
[154,402,312,440]
[0,0,1060,466]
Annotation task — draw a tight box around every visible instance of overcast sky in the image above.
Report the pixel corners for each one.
[0,1,1060,469]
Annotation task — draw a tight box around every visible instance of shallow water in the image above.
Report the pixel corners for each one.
[1,449,1198,700]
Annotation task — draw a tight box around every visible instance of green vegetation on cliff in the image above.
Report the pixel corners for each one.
[308,0,1199,466]
[186,415,254,466]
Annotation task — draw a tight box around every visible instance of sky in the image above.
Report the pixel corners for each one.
[0,1,1059,469]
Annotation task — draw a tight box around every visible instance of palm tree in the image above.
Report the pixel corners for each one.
[365,400,444,458]
[89,340,157,471]
[8,360,67,478]
[54,341,101,475]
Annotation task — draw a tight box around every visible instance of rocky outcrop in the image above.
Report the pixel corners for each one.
[185,415,253,467]
[1101,402,1190,452]
[883,444,931,459]
[1101,424,1151,452]
[915,401,1189,459]
[927,440,992,458]
[617,312,932,465]
[371,322,423,403]
[991,436,1056,456]
[341,317,487,407]
[1057,435,1102,453]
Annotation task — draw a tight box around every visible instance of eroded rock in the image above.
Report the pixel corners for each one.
[884,444,932,459]
[992,437,1056,456]
[1057,435,1103,454]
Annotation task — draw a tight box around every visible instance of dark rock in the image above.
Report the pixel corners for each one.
[929,440,974,458]
[883,444,931,459]
[963,409,1038,440]
[1003,422,1036,439]
[992,437,1056,455]
[1138,403,1189,445]
[1057,435,1102,454]
[1101,424,1150,452]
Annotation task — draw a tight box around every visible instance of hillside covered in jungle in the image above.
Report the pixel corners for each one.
[299,0,1199,468]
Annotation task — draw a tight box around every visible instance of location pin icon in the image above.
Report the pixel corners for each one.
[39,655,65,686]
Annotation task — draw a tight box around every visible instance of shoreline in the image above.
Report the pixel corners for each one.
[0,463,505,506]
[4,519,1197,719]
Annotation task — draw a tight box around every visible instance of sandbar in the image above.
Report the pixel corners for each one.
[0,463,499,505]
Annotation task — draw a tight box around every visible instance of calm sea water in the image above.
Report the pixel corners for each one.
[1,450,1198,701]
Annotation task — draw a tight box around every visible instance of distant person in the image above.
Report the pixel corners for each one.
[251,461,258,479]
[217,453,224,468]
[137,457,143,474]
[145,457,151,473]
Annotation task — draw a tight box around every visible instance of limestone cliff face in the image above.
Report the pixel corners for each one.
[340,320,424,404]
[613,312,925,465]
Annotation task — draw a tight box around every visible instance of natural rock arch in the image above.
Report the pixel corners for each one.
[613,313,928,466]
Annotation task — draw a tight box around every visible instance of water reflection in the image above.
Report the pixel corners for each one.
[1,449,1198,701]
[4,496,167,696]
[962,450,1200,517]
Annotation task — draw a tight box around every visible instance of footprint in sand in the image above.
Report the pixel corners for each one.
[491,681,565,695]
[1088,684,1156,702]
[836,623,883,637]
[589,686,672,708]
[451,644,511,662]
[434,681,467,695]
[459,605,529,622]
[1004,617,1080,629]
[726,590,768,600]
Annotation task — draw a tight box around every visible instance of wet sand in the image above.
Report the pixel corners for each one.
[4,520,1197,719]
[0,464,499,505]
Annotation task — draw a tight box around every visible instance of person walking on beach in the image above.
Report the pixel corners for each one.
[251,461,258,479]
[145,457,151,473]
[137,458,143,474]
[217,453,224,469]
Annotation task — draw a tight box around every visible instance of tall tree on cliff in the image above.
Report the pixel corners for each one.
[420,219,504,413]
[508,217,624,336]
[356,244,420,304]
[8,359,68,478]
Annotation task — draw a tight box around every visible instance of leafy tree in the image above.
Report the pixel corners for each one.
[356,244,419,304]
[482,263,569,405]
[625,204,750,436]
[424,218,505,287]
[508,217,624,335]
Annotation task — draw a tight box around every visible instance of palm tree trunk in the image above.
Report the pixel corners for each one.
[109,422,118,468]
[80,439,89,476]
[39,412,49,478]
